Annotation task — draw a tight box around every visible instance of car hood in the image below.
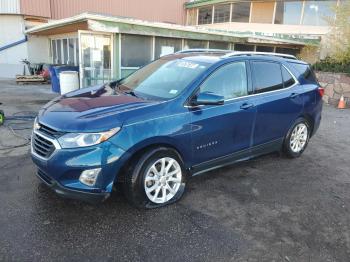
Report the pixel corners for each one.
[38,85,162,132]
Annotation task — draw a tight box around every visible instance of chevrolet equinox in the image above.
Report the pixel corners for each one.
[31,51,323,208]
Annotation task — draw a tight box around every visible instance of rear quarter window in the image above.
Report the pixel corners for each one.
[251,61,283,93]
[281,66,296,88]
[288,62,318,84]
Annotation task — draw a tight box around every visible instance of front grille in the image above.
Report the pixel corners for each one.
[32,133,56,158]
[38,124,63,138]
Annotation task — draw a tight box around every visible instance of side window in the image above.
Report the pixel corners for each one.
[200,62,248,100]
[252,61,283,93]
[289,62,317,83]
[282,66,296,88]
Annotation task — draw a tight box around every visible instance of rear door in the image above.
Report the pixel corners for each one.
[189,61,256,166]
[251,60,303,146]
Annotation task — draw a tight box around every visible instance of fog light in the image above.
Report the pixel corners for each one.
[79,168,101,186]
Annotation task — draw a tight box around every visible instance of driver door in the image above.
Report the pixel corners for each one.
[189,61,256,169]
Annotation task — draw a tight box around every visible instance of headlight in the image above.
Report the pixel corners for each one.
[33,117,40,131]
[58,128,120,148]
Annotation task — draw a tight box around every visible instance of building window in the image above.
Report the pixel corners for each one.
[52,40,57,63]
[121,34,152,67]
[184,39,207,49]
[198,6,212,25]
[231,2,250,23]
[276,47,299,56]
[121,69,137,78]
[251,2,274,23]
[234,44,255,51]
[302,1,334,26]
[62,39,68,64]
[214,4,230,23]
[187,8,197,25]
[256,46,274,52]
[155,37,182,58]
[209,41,230,50]
[275,1,303,25]
[68,39,75,65]
[75,39,79,65]
[56,39,62,64]
[51,37,79,65]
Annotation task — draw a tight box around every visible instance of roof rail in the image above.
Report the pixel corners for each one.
[176,49,229,54]
[222,51,297,60]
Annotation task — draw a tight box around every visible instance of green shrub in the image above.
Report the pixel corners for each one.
[316,1,350,75]
[312,57,350,75]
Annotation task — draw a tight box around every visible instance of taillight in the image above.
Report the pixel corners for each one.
[318,87,325,97]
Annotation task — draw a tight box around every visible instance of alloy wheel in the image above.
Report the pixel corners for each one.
[144,157,182,204]
[290,123,308,153]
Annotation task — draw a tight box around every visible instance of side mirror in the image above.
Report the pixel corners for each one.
[192,92,224,106]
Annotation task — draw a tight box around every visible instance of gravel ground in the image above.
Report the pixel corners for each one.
[0,80,349,262]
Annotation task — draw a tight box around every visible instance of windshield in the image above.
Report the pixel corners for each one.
[118,58,210,100]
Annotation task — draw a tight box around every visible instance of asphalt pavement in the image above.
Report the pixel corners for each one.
[0,80,349,261]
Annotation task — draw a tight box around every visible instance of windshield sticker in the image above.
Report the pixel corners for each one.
[169,90,178,94]
[177,61,199,69]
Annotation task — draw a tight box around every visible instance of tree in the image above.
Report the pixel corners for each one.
[326,1,350,63]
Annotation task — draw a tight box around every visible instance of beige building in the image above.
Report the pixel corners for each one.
[0,0,337,79]
[0,0,188,78]
[185,0,341,60]
[26,13,316,87]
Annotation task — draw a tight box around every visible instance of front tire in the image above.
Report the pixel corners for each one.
[283,118,310,158]
[123,147,186,209]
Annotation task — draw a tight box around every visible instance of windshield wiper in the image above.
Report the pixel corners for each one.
[109,79,125,94]
[124,90,138,98]
[109,80,139,98]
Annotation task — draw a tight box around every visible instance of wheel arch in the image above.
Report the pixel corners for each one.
[115,138,189,184]
[299,113,315,136]
[284,114,314,146]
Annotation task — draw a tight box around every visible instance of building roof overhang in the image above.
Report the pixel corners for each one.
[25,12,319,46]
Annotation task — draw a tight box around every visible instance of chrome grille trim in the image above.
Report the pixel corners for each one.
[38,123,64,138]
[31,130,61,161]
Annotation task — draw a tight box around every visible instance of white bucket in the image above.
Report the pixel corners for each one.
[60,71,79,95]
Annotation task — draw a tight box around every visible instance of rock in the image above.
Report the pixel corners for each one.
[329,97,339,106]
[324,84,334,98]
[340,74,350,84]
[333,92,341,100]
[322,94,329,104]
[340,83,350,93]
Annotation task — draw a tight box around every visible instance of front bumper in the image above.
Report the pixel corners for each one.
[31,130,128,203]
[37,169,109,204]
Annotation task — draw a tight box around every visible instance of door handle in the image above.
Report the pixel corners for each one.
[290,92,299,98]
[240,103,254,110]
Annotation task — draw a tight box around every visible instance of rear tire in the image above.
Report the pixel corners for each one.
[123,147,186,209]
[283,118,310,158]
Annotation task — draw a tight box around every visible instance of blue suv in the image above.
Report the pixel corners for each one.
[31,51,323,208]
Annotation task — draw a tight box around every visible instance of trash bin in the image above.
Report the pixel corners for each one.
[48,65,60,93]
[49,65,79,93]
[60,71,79,95]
